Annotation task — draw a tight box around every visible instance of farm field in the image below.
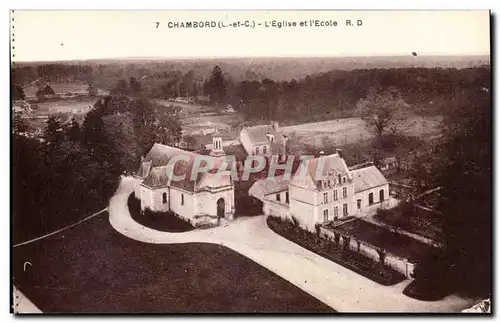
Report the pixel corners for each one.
[23,82,109,99]
[155,99,243,147]
[281,116,442,150]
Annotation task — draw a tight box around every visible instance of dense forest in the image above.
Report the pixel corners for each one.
[12,96,181,244]
[12,60,490,124]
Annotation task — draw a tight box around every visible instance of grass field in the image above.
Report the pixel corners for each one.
[13,214,335,313]
[281,116,442,152]
[23,82,109,98]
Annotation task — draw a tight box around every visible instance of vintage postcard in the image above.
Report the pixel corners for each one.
[11,10,491,314]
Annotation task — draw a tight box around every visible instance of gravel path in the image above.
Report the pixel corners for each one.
[108,176,477,313]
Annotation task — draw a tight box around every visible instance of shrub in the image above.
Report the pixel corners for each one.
[266,216,405,286]
[127,193,194,232]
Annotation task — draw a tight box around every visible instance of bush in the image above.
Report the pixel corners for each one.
[267,215,405,286]
[127,193,195,232]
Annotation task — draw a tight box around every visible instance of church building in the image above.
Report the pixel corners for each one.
[133,131,235,228]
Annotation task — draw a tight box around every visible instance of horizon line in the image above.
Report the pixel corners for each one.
[12,53,491,64]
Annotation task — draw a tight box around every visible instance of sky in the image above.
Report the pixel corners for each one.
[11,10,490,62]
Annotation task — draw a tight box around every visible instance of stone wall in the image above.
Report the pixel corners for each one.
[319,226,415,278]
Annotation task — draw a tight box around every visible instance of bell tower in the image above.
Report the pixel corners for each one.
[210,128,226,159]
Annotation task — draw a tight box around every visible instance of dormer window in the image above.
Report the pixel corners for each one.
[266,133,275,142]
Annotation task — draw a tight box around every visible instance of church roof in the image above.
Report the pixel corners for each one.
[139,143,226,191]
[351,165,388,193]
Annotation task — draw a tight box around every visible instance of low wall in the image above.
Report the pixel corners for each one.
[319,226,415,278]
[263,200,290,221]
[191,214,219,228]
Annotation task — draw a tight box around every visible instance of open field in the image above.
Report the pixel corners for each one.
[23,82,109,99]
[155,99,243,147]
[32,98,96,115]
[13,214,334,313]
[282,116,442,153]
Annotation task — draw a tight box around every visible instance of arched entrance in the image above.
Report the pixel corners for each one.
[217,198,225,219]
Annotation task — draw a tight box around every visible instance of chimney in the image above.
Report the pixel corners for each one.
[272,121,279,132]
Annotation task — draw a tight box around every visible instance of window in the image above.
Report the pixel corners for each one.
[343,187,347,198]
[338,174,341,183]
[343,177,346,184]
[181,193,184,205]
[333,190,338,201]
[323,192,328,204]
[334,206,339,217]
[323,209,329,222]
[357,199,362,210]
[369,192,374,205]
[162,192,167,204]
[263,146,267,154]
[379,189,385,202]
[276,193,281,202]
[343,203,348,216]
[256,147,260,154]
[285,191,289,204]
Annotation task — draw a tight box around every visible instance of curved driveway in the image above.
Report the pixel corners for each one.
[109,176,476,313]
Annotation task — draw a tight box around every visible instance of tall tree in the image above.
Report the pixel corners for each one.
[205,65,227,106]
[12,85,26,101]
[87,83,98,97]
[437,87,491,296]
[356,86,407,139]
[412,86,492,297]
[129,77,142,97]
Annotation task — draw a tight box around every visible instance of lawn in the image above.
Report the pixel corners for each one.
[374,203,443,242]
[128,193,195,232]
[332,218,438,263]
[13,214,334,313]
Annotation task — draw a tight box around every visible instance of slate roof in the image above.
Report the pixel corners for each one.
[307,154,350,181]
[351,166,388,193]
[136,160,152,178]
[139,143,227,191]
[240,124,287,156]
[249,175,290,201]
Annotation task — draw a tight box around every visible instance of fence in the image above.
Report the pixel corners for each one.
[319,227,415,278]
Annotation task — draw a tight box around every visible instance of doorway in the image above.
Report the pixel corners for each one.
[217,198,225,219]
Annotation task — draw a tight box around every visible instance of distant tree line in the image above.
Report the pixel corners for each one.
[13,62,490,123]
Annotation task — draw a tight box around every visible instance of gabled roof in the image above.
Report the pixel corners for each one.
[240,124,286,146]
[307,154,350,181]
[139,143,227,191]
[351,166,388,193]
[249,175,290,201]
[291,153,351,190]
[136,160,152,178]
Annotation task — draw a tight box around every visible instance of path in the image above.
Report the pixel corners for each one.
[109,176,477,313]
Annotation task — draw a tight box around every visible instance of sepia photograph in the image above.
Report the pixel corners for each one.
[10,10,491,314]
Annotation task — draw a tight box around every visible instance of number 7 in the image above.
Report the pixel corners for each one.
[155,22,160,28]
